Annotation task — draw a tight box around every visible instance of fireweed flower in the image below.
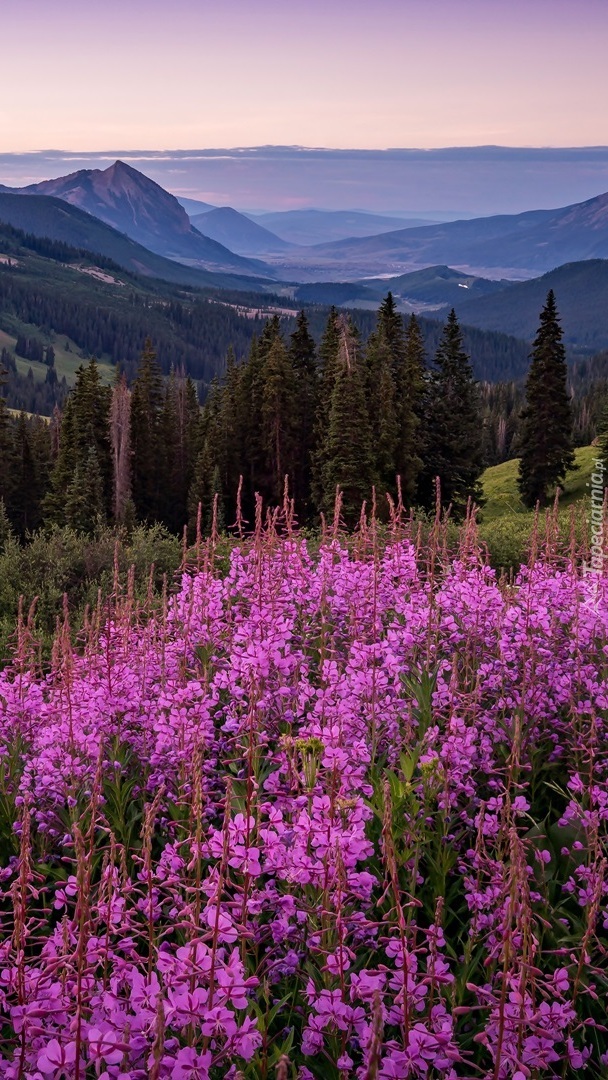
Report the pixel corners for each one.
[0,537,606,1075]
[36,1039,77,1075]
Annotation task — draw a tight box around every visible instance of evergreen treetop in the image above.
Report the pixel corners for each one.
[517,290,576,508]
[418,308,485,517]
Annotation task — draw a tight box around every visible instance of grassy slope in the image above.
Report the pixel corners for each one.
[481,445,599,521]
[0,327,115,386]
[480,446,602,569]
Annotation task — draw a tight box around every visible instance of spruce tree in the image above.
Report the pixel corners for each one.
[158,372,182,531]
[398,314,426,502]
[64,447,105,534]
[289,311,318,518]
[0,367,16,515]
[10,413,49,539]
[311,308,346,508]
[317,307,342,411]
[130,340,165,522]
[209,465,226,532]
[188,380,225,536]
[260,336,297,505]
[364,329,398,500]
[70,359,112,508]
[237,335,266,518]
[0,499,13,548]
[367,297,425,505]
[44,399,77,524]
[319,317,377,525]
[44,359,112,526]
[162,371,202,533]
[221,349,245,522]
[188,443,211,537]
[517,291,575,507]
[418,309,484,517]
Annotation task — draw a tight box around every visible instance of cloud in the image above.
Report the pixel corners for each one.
[2,146,608,214]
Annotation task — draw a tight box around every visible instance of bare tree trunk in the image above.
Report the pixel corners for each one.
[110,376,132,523]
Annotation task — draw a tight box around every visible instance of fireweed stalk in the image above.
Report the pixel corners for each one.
[0,510,607,1078]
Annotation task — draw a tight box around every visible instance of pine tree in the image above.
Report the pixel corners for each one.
[0,367,16,514]
[130,340,165,522]
[0,499,13,548]
[187,444,210,537]
[70,359,112,507]
[260,337,297,505]
[311,308,345,508]
[364,329,398,500]
[398,314,426,502]
[64,446,105,534]
[44,359,112,526]
[319,316,377,524]
[418,309,484,517]
[237,336,265,518]
[9,413,50,539]
[44,399,77,524]
[188,380,225,536]
[517,291,576,507]
[289,311,318,517]
[221,349,245,522]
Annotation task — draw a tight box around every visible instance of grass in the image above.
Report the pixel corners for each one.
[479,445,602,572]
[481,444,600,521]
[0,326,115,386]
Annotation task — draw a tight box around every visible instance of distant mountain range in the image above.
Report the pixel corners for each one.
[22,162,272,277]
[247,209,436,246]
[190,207,292,254]
[1,158,608,353]
[280,191,608,278]
[176,196,217,217]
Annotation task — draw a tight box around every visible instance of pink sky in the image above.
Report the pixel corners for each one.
[1,0,607,152]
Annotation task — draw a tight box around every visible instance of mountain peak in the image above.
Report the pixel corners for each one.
[21,163,270,277]
[103,159,157,185]
[102,159,137,181]
[26,160,194,240]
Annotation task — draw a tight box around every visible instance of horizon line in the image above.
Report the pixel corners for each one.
[3,144,608,157]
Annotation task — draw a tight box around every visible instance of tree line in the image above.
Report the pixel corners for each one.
[0,291,604,543]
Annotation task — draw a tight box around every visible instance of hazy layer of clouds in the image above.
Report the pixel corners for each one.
[2,147,608,215]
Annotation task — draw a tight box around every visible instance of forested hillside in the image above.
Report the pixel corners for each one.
[0,301,486,542]
[0,222,538,415]
[3,292,606,550]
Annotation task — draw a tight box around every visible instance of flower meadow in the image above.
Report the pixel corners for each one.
[0,511,607,1079]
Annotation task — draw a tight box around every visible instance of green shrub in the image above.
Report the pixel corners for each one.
[0,524,182,662]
